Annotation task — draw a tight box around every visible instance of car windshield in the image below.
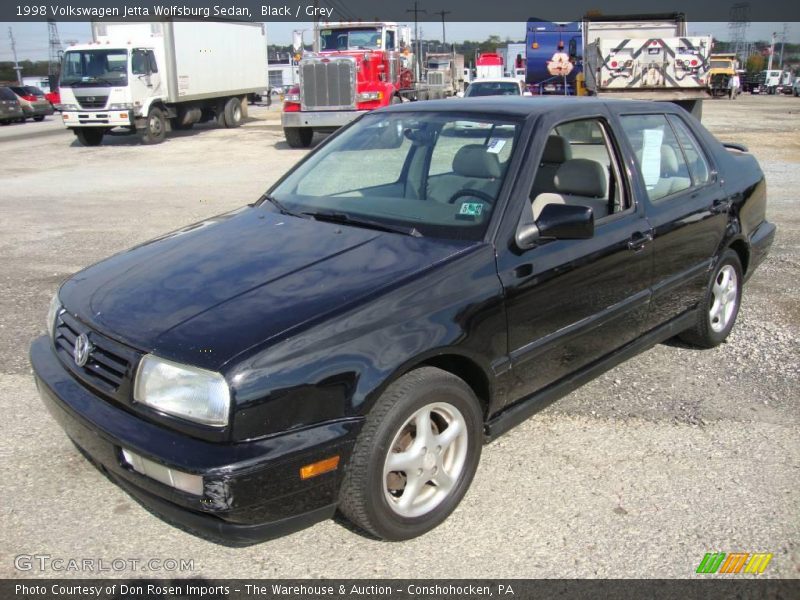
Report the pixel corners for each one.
[320,27,381,51]
[61,50,129,86]
[0,87,18,101]
[465,82,521,97]
[270,112,521,240]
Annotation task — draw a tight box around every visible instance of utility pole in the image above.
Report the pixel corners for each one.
[767,31,776,71]
[434,9,451,49]
[8,27,23,84]
[47,20,63,92]
[778,22,788,69]
[406,1,426,81]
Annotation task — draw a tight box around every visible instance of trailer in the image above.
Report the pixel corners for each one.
[58,21,268,146]
[582,13,712,118]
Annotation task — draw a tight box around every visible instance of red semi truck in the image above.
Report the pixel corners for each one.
[281,21,445,148]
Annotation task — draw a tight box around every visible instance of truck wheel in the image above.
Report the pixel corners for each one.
[284,127,313,148]
[338,367,483,541]
[679,249,743,348]
[75,128,104,146]
[223,97,243,128]
[141,107,167,144]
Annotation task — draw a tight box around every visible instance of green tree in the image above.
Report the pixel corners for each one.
[745,53,765,74]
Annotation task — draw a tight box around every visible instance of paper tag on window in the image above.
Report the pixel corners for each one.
[459,202,484,216]
[641,128,664,188]
[486,138,506,154]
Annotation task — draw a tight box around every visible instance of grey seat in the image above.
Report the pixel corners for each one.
[531,158,609,220]
[637,144,692,200]
[427,144,502,204]
[532,135,572,194]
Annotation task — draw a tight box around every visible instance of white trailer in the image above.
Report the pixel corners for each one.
[58,21,268,146]
[582,13,712,119]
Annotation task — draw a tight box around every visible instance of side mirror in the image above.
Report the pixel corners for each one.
[516,203,594,249]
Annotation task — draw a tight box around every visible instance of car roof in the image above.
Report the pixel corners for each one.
[383,96,681,118]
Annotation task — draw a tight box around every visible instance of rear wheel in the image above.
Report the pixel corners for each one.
[284,126,313,148]
[33,115,45,122]
[338,367,483,540]
[75,127,104,146]
[223,97,243,128]
[680,249,743,348]
[140,107,166,145]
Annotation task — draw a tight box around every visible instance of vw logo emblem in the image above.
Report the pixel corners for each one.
[73,333,92,367]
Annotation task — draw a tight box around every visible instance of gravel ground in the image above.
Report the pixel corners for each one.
[0,96,797,579]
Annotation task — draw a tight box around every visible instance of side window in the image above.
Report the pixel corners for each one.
[146,50,158,74]
[131,50,148,75]
[667,115,710,186]
[529,117,627,221]
[385,30,396,50]
[619,114,692,203]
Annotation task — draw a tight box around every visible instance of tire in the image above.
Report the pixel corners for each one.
[679,249,743,348]
[75,127,104,146]
[223,97,242,128]
[140,106,166,145]
[338,367,483,541]
[33,115,45,122]
[284,127,313,148]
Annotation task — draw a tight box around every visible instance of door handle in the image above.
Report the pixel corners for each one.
[627,232,653,252]
[711,199,730,214]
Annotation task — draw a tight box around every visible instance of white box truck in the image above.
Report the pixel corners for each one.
[59,21,268,146]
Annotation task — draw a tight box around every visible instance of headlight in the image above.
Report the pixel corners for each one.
[57,104,79,111]
[357,91,382,101]
[46,293,62,340]
[134,355,230,427]
[109,103,133,110]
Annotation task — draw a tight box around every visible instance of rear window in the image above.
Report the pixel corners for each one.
[9,87,25,95]
[0,87,18,101]
[24,86,44,96]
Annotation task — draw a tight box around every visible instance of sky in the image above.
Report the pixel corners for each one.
[1,21,798,62]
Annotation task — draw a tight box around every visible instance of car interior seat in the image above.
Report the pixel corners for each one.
[531,135,572,195]
[531,158,609,220]
[427,144,502,204]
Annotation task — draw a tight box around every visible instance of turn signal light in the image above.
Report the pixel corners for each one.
[300,455,340,480]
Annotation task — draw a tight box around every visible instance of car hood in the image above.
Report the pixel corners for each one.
[59,206,470,370]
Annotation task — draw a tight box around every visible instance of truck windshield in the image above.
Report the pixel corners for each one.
[320,27,382,51]
[269,112,521,241]
[61,50,129,87]
[465,82,521,97]
[710,61,732,69]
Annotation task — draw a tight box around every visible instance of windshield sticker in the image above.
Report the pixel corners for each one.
[459,202,484,217]
[486,138,506,154]
[641,128,664,188]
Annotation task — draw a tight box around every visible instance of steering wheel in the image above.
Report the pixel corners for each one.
[447,189,495,204]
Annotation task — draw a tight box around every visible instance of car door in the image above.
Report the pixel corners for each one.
[614,111,728,330]
[495,110,654,403]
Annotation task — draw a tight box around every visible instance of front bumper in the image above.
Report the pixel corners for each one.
[281,109,361,129]
[30,336,362,545]
[62,109,134,128]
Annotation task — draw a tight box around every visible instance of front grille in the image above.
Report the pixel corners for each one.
[428,71,445,86]
[54,311,138,399]
[300,57,356,111]
[75,95,108,109]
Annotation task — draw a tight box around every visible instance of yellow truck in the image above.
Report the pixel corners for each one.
[709,53,739,98]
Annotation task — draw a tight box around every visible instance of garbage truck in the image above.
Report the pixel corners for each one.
[58,21,268,146]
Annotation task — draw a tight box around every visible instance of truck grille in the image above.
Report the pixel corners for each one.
[54,311,138,399]
[75,95,109,109]
[300,57,356,111]
[428,71,445,86]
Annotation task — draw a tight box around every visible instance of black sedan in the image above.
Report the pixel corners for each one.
[30,97,775,544]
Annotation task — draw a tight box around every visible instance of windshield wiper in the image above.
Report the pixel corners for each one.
[258,193,306,218]
[301,210,422,237]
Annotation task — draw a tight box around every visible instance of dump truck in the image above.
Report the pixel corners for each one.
[708,53,739,97]
[59,21,268,146]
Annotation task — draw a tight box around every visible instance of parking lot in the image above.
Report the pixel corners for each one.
[0,95,797,578]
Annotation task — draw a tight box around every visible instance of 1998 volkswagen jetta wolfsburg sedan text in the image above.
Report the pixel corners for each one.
[31,98,774,543]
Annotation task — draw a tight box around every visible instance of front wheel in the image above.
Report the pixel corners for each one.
[140,107,166,144]
[338,367,483,540]
[75,127,104,146]
[680,249,743,348]
[223,97,243,128]
[284,126,313,148]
